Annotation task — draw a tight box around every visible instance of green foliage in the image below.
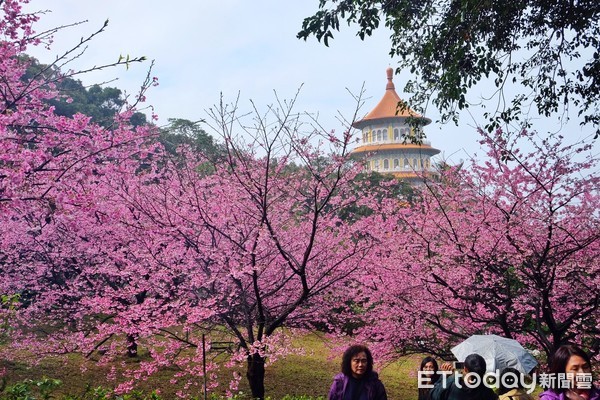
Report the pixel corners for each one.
[2,377,61,400]
[107,391,162,400]
[0,378,164,400]
[63,386,111,400]
[208,393,250,400]
[0,379,326,400]
[48,80,147,128]
[0,294,19,344]
[22,55,147,128]
[298,0,600,138]
[158,118,224,164]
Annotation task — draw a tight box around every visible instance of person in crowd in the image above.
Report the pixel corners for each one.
[498,367,534,400]
[418,356,440,400]
[430,353,498,400]
[328,344,387,400]
[539,344,599,400]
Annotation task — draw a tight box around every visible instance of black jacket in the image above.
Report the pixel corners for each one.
[430,375,498,400]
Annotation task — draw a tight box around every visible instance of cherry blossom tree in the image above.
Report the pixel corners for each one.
[0,0,158,383]
[357,129,600,362]
[93,93,402,398]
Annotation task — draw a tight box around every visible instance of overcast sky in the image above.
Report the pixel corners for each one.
[23,1,596,164]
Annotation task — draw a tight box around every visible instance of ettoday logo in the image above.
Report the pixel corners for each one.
[418,371,593,394]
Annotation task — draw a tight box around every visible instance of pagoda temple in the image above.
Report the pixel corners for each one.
[351,68,440,182]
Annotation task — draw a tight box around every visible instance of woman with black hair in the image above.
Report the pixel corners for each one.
[418,356,440,400]
[328,344,388,400]
[539,344,599,400]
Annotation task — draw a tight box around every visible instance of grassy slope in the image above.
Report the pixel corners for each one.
[1,333,423,399]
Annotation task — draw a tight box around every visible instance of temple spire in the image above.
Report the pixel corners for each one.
[386,67,395,90]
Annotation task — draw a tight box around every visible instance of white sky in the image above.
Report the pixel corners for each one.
[23,1,596,164]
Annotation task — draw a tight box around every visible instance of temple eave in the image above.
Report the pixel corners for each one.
[352,143,441,155]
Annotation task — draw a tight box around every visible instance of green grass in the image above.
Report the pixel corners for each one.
[1,333,423,400]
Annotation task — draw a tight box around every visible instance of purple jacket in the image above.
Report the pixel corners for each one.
[328,371,388,400]
[539,387,600,400]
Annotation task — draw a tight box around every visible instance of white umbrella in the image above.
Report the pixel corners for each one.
[450,334,538,374]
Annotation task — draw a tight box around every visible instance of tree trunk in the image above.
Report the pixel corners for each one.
[246,353,266,400]
[126,334,138,357]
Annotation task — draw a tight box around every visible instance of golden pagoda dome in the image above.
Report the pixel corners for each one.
[353,67,431,128]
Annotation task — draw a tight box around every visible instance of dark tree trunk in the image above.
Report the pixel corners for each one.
[126,334,138,357]
[126,291,146,358]
[246,353,266,399]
